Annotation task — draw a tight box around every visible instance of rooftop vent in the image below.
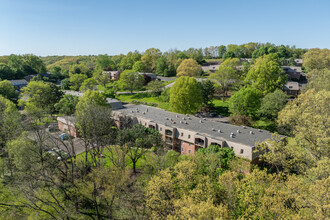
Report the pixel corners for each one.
[169,118,172,121]
[243,126,246,129]
[146,108,148,112]
[176,115,178,118]
[143,112,145,114]
[199,120,202,123]
[258,129,262,132]
[131,110,134,113]
[180,121,182,124]
[185,121,188,124]
[166,117,169,120]
[218,129,222,133]
[212,128,215,131]
[182,117,185,120]
[188,117,191,120]
[250,131,254,135]
[237,130,240,133]
[203,118,207,120]
[230,133,235,138]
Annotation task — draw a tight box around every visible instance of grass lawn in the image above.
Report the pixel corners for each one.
[213,99,230,117]
[116,93,171,110]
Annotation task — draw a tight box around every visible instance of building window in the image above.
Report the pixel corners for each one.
[231,146,234,150]
[240,149,244,154]
[188,150,191,153]
[160,128,162,131]
[188,135,191,139]
[181,147,184,152]
[189,143,191,146]
[181,132,183,136]
[145,123,147,126]
[181,140,184,144]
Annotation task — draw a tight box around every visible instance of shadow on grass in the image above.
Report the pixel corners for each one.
[214,106,230,117]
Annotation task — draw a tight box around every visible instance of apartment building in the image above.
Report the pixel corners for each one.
[112,104,276,162]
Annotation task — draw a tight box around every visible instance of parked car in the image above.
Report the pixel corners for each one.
[59,133,71,140]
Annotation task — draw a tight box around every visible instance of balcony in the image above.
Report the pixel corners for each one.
[165,130,173,136]
[165,137,173,144]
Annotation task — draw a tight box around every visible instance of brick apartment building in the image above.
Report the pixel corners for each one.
[112,104,276,162]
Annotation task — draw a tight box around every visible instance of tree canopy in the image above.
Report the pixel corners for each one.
[176,58,202,77]
[170,76,202,114]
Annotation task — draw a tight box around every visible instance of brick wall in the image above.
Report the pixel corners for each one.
[180,141,198,155]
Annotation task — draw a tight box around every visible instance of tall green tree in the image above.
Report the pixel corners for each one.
[54,94,79,115]
[245,54,286,95]
[176,58,202,77]
[170,76,203,114]
[80,78,97,91]
[141,48,161,72]
[199,79,215,109]
[0,80,18,102]
[258,89,288,120]
[228,87,262,117]
[19,81,63,115]
[119,70,144,94]
[303,48,330,72]
[69,74,88,91]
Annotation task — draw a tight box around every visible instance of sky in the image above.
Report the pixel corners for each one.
[0,0,330,56]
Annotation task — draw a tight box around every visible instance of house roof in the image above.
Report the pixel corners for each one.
[202,65,220,72]
[113,104,275,147]
[10,79,28,85]
[283,81,299,91]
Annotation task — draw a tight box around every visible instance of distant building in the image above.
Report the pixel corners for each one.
[281,66,306,82]
[10,79,28,90]
[57,116,78,138]
[201,64,220,73]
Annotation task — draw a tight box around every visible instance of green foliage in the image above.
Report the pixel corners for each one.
[118,70,144,93]
[19,81,63,115]
[69,74,88,91]
[141,48,161,72]
[79,77,97,91]
[0,96,21,148]
[258,89,288,120]
[54,94,79,115]
[245,54,286,95]
[306,68,330,91]
[176,58,202,77]
[132,60,145,72]
[60,78,70,90]
[0,80,18,102]
[146,80,164,97]
[170,76,203,114]
[199,79,215,109]
[228,87,262,117]
[303,48,330,72]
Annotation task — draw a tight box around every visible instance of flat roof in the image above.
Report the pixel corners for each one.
[113,104,275,147]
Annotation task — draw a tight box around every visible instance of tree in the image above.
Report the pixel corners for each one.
[0,80,18,102]
[132,61,145,72]
[146,80,164,97]
[0,63,15,80]
[54,94,79,115]
[176,58,202,77]
[75,90,115,166]
[156,56,167,76]
[119,70,144,94]
[306,68,330,91]
[60,78,70,90]
[69,74,88,91]
[170,76,203,114]
[220,57,241,69]
[302,48,330,72]
[218,45,226,58]
[141,48,161,72]
[95,54,114,71]
[19,81,63,115]
[116,124,162,173]
[199,79,215,109]
[80,78,97,91]
[228,87,262,117]
[0,96,21,149]
[277,89,330,160]
[93,70,110,87]
[258,89,288,120]
[245,54,286,95]
[209,66,239,102]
